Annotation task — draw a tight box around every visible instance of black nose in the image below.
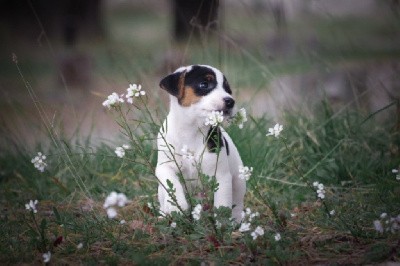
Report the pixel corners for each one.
[223,97,235,109]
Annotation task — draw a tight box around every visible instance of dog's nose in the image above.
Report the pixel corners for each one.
[223,97,235,109]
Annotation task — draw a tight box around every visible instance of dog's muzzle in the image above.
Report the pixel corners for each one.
[223,97,235,115]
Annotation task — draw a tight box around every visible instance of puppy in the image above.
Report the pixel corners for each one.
[156,65,246,222]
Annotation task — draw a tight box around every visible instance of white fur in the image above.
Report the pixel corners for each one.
[156,65,246,222]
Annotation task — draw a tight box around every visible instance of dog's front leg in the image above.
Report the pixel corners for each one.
[203,154,233,211]
[156,165,189,215]
[214,172,233,210]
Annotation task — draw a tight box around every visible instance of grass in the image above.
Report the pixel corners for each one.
[1,4,400,265]
[1,95,399,264]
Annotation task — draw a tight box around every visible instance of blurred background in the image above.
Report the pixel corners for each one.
[0,0,399,149]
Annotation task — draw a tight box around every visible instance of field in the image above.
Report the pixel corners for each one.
[1,3,400,265]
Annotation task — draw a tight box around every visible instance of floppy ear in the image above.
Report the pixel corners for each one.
[159,70,186,97]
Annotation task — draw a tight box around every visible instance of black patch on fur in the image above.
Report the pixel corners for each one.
[206,126,224,153]
[223,76,232,95]
[159,71,182,96]
[223,137,230,156]
[160,65,230,106]
[184,65,217,96]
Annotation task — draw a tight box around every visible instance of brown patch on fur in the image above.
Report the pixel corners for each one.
[179,86,201,106]
[177,71,186,100]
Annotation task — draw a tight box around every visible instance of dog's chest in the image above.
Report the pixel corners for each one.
[174,136,209,177]
[163,118,220,182]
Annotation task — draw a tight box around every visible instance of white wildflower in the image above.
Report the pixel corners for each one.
[126,84,145,103]
[237,108,248,129]
[240,207,262,237]
[103,191,118,208]
[181,145,194,162]
[391,169,400,180]
[313,181,326,199]
[25,199,38,213]
[106,207,118,219]
[77,243,83,249]
[42,251,51,263]
[103,191,129,208]
[254,226,264,236]
[266,123,283,138]
[120,219,126,225]
[103,192,129,219]
[192,204,202,220]
[115,144,130,158]
[230,108,247,129]
[102,92,124,109]
[116,193,128,207]
[31,152,47,172]
[171,222,177,228]
[329,210,335,216]
[115,147,125,158]
[241,209,249,220]
[249,212,259,222]
[238,166,253,181]
[205,111,224,127]
[374,220,384,233]
[274,232,281,241]
[239,222,251,232]
[242,208,259,222]
[390,218,400,233]
[251,226,264,240]
[373,213,400,234]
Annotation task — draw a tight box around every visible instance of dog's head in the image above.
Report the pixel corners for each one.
[160,65,235,119]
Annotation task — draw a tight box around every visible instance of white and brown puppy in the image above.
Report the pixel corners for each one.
[156,65,246,222]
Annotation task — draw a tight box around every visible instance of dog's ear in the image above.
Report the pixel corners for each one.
[159,70,186,97]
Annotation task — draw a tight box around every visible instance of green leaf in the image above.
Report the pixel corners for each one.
[166,179,174,189]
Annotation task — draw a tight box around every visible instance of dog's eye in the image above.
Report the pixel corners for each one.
[199,81,209,89]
